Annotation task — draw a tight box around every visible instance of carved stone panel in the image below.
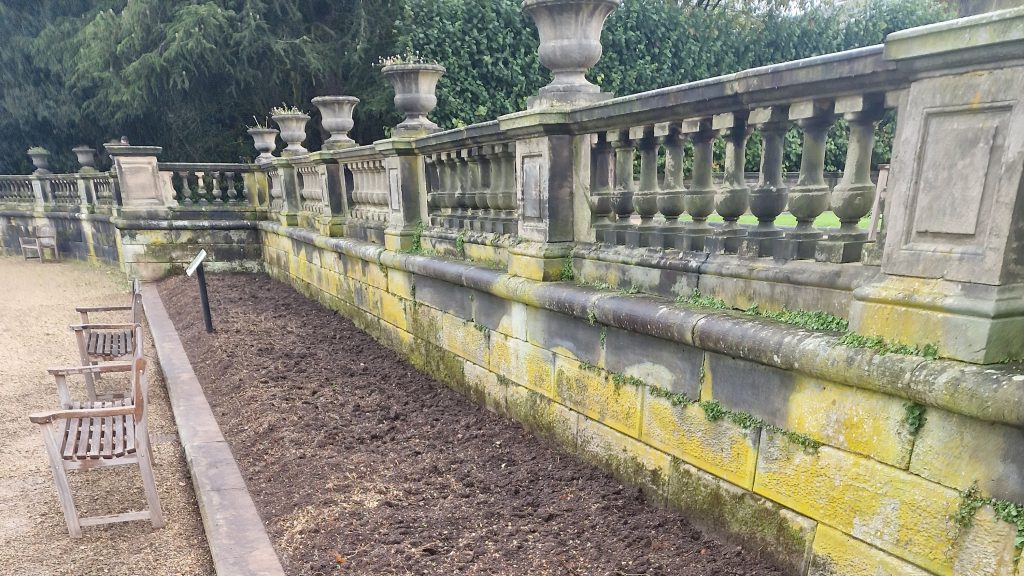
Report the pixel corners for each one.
[882,66,1024,286]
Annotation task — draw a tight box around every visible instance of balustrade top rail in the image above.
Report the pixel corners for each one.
[565,46,903,132]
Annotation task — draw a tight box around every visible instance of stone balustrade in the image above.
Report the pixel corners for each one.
[159,163,254,206]
[0,176,35,205]
[575,47,896,264]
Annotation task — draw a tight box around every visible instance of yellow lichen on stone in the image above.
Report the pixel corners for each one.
[388,269,414,300]
[506,383,578,448]
[951,505,1019,576]
[785,376,914,468]
[464,361,507,415]
[554,356,641,437]
[379,292,410,332]
[489,333,555,398]
[909,406,1021,498]
[442,313,489,367]
[642,391,760,489]
[753,429,961,575]
[809,524,932,576]
[576,416,671,495]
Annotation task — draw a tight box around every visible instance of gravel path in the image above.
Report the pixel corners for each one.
[0,257,213,575]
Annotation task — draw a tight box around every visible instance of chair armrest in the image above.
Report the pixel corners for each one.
[30,404,134,424]
[75,305,133,313]
[69,322,138,332]
[47,362,132,376]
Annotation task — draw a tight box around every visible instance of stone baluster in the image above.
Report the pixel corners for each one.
[454,150,472,229]
[707,112,750,254]
[739,106,790,258]
[425,155,440,225]
[350,162,363,218]
[494,143,518,235]
[817,94,886,263]
[211,171,224,203]
[474,148,492,232]
[177,171,194,205]
[681,117,718,252]
[432,154,448,226]
[608,129,635,245]
[195,171,209,204]
[658,122,687,250]
[480,146,501,234]
[588,133,616,243]
[777,100,835,260]
[465,148,482,230]
[628,125,662,247]
[440,151,457,228]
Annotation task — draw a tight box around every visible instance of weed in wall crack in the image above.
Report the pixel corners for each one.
[953,483,1024,555]
[454,229,467,255]
[676,289,728,310]
[559,257,575,282]
[902,402,927,437]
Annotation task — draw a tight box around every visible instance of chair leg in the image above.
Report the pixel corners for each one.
[39,423,82,538]
[136,435,165,529]
[73,331,96,399]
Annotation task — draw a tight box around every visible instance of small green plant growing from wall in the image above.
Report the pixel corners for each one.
[953,483,1024,556]
[454,229,467,255]
[560,257,575,282]
[838,333,939,359]
[410,221,425,254]
[675,289,728,309]
[902,402,927,437]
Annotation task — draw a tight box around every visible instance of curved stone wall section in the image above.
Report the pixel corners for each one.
[260,222,1023,576]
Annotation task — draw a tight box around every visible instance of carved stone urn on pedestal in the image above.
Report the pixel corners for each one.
[522,0,622,108]
[381,63,446,136]
[311,96,360,149]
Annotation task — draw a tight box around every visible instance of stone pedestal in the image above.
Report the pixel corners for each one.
[850,9,1024,363]
[377,138,428,252]
[105,145,178,216]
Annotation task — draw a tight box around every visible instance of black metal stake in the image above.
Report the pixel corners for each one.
[196,262,214,333]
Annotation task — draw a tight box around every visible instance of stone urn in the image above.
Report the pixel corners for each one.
[247,127,279,162]
[311,96,359,150]
[522,0,621,107]
[27,148,51,174]
[381,63,446,136]
[271,111,310,157]
[72,145,98,172]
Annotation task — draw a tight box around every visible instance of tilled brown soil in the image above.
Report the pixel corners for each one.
[159,273,784,576]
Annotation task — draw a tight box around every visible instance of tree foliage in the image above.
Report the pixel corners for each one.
[0,0,950,174]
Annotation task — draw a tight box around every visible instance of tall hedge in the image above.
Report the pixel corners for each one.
[0,0,950,174]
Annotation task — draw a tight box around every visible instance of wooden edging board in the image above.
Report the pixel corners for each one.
[141,284,285,576]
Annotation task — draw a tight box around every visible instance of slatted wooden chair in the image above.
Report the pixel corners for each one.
[20,223,59,262]
[72,279,142,393]
[29,338,164,538]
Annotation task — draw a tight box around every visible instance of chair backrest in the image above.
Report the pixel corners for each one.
[35,223,56,239]
[129,348,148,421]
[130,279,142,325]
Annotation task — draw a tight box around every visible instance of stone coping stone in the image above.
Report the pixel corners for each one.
[261,221,1024,427]
[142,285,285,576]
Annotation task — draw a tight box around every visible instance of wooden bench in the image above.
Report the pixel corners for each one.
[73,279,142,393]
[29,338,164,538]
[20,222,59,262]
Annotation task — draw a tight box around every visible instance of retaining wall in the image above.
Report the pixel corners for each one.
[0,208,263,278]
[261,221,1024,576]
[0,210,119,264]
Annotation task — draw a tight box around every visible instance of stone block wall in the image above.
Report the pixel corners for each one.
[0,208,262,279]
[261,221,1024,576]
[116,223,263,280]
[0,210,119,264]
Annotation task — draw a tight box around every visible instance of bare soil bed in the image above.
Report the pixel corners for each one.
[159,273,784,576]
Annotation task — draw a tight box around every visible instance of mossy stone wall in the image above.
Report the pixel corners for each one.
[261,224,1024,576]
